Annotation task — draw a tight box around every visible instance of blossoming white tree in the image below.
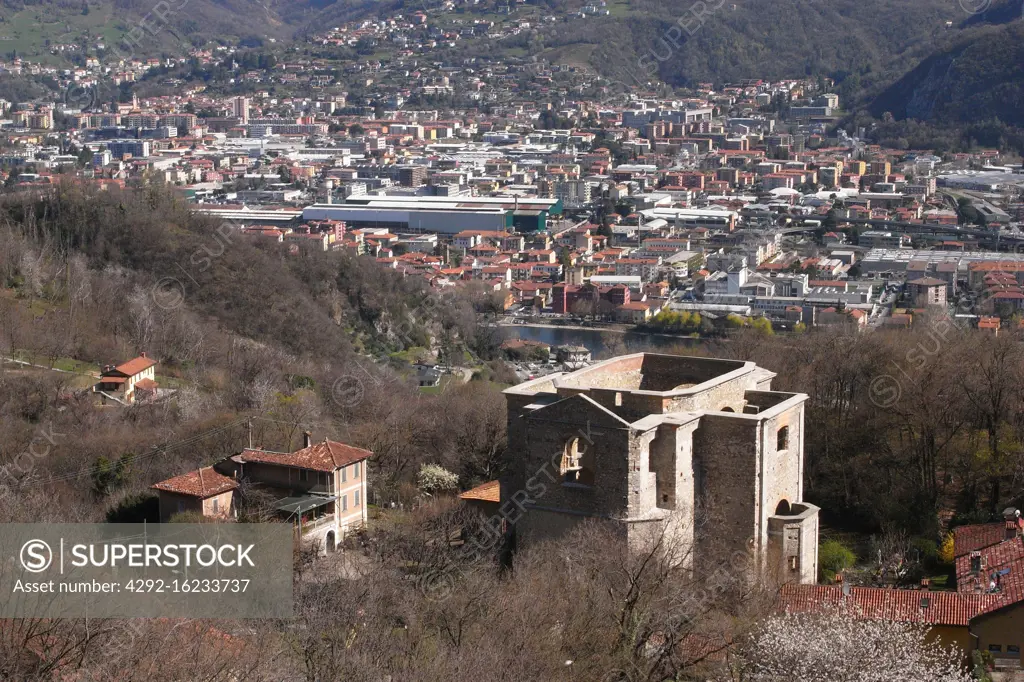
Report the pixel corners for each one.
[739,607,973,682]
[416,463,459,496]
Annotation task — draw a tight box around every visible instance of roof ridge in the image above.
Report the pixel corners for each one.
[243,447,289,455]
[325,439,339,468]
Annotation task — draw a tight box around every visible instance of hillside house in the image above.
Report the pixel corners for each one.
[93,352,158,404]
[151,433,372,553]
[151,466,238,522]
[781,508,1024,671]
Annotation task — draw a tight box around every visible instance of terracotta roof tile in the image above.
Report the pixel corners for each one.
[239,439,371,473]
[151,466,238,498]
[778,584,997,627]
[954,522,1012,557]
[460,480,499,503]
[113,355,157,376]
[954,528,1024,613]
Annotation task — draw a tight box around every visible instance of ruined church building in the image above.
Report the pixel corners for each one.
[503,353,819,584]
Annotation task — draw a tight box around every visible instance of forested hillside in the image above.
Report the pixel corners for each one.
[869,20,1024,128]
[0,185,509,527]
[533,0,958,89]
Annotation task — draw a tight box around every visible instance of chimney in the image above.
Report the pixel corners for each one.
[303,431,312,448]
[1006,520,1020,541]
[920,578,930,591]
[141,351,147,358]
[970,551,982,574]
[1003,508,1022,539]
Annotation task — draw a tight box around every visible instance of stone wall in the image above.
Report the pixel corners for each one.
[501,354,818,585]
[692,414,760,575]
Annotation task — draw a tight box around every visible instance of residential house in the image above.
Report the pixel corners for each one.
[907,277,948,308]
[151,433,372,553]
[781,508,1024,671]
[817,307,867,329]
[778,583,986,663]
[151,466,238,522]
[93,352,158,404]
[413,363,442,387]
[554,345,592,368]
[978,316,1001,335]
[615,301,652,324]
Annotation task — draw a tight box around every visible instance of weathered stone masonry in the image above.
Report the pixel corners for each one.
[502,353,819,585]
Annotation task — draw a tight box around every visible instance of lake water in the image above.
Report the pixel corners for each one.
[500,325,701,357]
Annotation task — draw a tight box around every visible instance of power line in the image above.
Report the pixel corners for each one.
[8,414,338,489]
[9,418,250,488]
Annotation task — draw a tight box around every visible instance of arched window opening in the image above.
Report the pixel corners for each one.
[777,425,790,451]
[562,437,594,485]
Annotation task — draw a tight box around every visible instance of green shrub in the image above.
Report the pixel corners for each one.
[105,492,160,523]
[910,536,938,565]
[819,539,856,583]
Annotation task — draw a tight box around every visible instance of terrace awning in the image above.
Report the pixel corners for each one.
[273,495,336,516]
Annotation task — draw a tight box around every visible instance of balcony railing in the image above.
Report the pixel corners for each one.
[300,514,335,535]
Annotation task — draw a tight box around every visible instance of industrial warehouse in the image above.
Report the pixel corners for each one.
[302,195,563,233]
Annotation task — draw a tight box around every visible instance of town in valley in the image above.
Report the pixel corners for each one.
[0,0,1023,679]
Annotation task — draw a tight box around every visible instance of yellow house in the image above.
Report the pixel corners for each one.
[953,513,1024,670]
[781,511,1024,673]
[94,352,158,404]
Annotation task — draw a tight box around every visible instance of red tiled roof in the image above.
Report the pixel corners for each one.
[113,355,157,377]
[978,316,1001,330]
[134,378,158,390]
[460,480,499,503]
[151,466,238,498]
[239,439,372,473]
[956,535,1024,583]
[953,529,1024,615]
[778,584,998,627]
[954,522,1014,557]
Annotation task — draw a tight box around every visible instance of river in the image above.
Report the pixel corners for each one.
[499,324,703,357]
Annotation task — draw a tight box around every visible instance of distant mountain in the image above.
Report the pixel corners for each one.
[3,0,1023,135]
[525,0,967,89]
[0,0,361,59]
[869,19,1024,127]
